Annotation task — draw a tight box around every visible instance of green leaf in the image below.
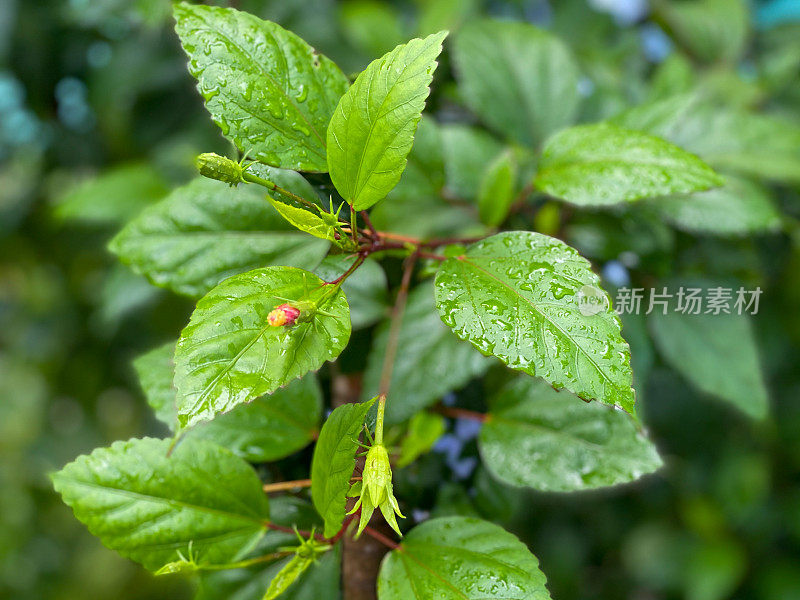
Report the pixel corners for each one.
[397,411,446,468]
[452,19,580,148]
[109,178,330,298]
[327,31,447,210]
[53,163,168,225]
[314,255,389,330]
[377,516,551,599]
[192,374,322,462]
[434,231,635,412]
[654,0,749,64]
[340,0,406,57]
[651,175,782,236]
[441,123,503,201]
[534,123,723,207]
[51,437,270,572]
[478,149,518,227]
[648,296,768,419]
[480,377,662,492]
[173,3,349,172]
[174,267,350,429]
[133,342,178,430]
[266,196,339,244]
[311,397,377,538]
[613,95,800,184]
[362,282,490,423]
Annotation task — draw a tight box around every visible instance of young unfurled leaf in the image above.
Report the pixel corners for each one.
[109,178,329,298]
[434,231,635,412]
[377,517,552,599]
[174,3,349,172]
[310,397,377,538]
[174,267,350,429]
[534,123,723,206]
[452,19,580,148]
[51,437,270,572]
[480,377,662,492]
[327,31,448,210]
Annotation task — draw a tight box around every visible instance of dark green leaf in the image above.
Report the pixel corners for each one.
[535,123,723,206]
[174,3,349,172]
[327,31,447,210]
[651,175,782,236]
[174,267,350,428]
[109,178,330,298]
[612,94,800,184]
[453,19,580,147]
[480,377,662,492]
[435,231,635,412]
[649,299,768,419]
[362,282,490,423]
[377,516,551,599]
[441,123,503,201]
[192,374,323,462]
[51,437,270,572]
[311,397,377,538]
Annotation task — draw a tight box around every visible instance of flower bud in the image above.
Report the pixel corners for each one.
[196,153,243,186]
[267,303,301,327]
[363,444,392,506]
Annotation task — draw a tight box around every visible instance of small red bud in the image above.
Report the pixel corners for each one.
[267,303,301,327]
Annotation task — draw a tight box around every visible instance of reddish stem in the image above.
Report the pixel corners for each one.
[363,526,400,550]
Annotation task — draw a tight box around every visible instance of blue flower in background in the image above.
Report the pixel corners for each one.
[756,0,800,28]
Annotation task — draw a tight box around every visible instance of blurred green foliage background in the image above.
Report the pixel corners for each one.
[1,0,799,598]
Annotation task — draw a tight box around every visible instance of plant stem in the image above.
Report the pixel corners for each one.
[324,253,366,286]
[375,394,386,446]
[363,526,400,550]
[433,405,488,422]
[378,251,419,397]
[360,210,379,240]
[262,476,361,494]
[241,170,319,212]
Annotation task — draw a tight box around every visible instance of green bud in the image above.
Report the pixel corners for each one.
[196,152,243,186]
[347,442,405,538]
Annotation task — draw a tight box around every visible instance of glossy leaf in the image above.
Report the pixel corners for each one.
[51,437,270,572]
[652,175,782,236]
[478,149,518,227]
[362,282,490,423]
[314,255,389,330]
[174,267,350,429]
[327,31,447,210]
[649,300,768,419]
[174,3,349,172]
[192,374,323,462]
[311,397,377,538]
[480,378,662,492]
[377,516,551,599]
[266,196,338,244]
[535,123,723,206]
[452,19,580,147]
[133,341,178,429]
[435,231,635,412]
[109,178,329,298]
